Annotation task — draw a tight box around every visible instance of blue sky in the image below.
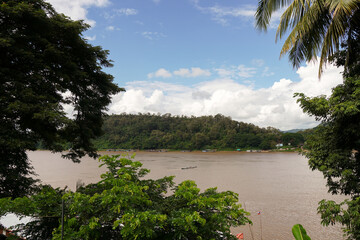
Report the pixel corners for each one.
[80,0,299,88]
[49,0,343,130]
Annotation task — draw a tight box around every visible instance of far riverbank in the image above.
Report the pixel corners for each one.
[97,147,302,153]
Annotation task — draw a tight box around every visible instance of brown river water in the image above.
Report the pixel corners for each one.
[28,151,345,240]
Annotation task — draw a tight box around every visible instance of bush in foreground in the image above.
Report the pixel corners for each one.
[0,155,250,240]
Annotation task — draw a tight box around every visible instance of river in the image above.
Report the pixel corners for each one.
[28,151,345,240]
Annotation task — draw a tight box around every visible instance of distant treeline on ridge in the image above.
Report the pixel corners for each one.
[93,113,306,150]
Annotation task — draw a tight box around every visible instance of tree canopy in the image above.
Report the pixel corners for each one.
[0,0,122,198]
[296,75,360,239]
[0,155,251,240]
[93,113,304,151]
[294,23,360,240]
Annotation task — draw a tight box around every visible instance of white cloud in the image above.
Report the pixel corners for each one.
[237,65,256,78]
[148,68,172,78]
[153,0,161,4]
[209,5,255,18]
[262,67,275,77]
[215,68,234,78]
[135,20,144,25]
[193,1,255,26]
[215,65,256,78]
[268,8,286,29]
[46,0,110,26]
[105,25,120,31]
[193,1,283,28]
[173,67,211,77]
[113,8,138,16]
[208,5,255,25]
[252,59,265,67]
[106,26,115,31]
[104,8,138,20]
[173,68,190,77]
[84,35,96,41]
[109,62,344,130]
[141,31,166,40]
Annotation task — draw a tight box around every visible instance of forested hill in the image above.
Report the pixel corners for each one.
[93,113,305,150]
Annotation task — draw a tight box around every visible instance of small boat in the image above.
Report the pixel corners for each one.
[181,166,197,170]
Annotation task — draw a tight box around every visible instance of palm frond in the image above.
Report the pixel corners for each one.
[276,0,311,40]
[318,0,356,76]
[281,1,331,68]
[257,0,359,77]
[329,0,359,15]
[255,0,294,31]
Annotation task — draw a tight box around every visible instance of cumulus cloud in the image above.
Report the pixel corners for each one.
[108,62,343,130]
[46,0,110,26]
[173,67,211,77]
[148,68,172,78]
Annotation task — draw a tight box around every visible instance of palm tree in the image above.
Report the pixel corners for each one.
[255,0,360,77]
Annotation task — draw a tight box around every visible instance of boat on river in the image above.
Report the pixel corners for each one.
[181,166,197,170]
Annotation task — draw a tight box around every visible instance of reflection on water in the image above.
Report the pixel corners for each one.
[28,151,345,240]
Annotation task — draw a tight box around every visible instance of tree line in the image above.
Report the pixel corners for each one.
[93,113,305,150]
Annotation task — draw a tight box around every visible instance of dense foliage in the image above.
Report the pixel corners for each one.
[0,155,251,240]
[296,76,360,239]
[0,0,121,198]
[94,113,304,150]
[295,25,360,240]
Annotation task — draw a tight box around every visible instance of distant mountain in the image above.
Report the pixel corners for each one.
[283,129,306,133]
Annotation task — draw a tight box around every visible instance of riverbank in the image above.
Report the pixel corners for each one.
[97,148,302,153]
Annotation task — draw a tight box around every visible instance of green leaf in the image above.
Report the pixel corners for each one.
[292,224,311,240]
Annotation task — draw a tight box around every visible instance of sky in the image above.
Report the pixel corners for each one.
[47,0,344,131]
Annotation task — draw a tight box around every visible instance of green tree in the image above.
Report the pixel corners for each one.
[281,132,304,146]
[192,132,210,150]
[259,139,273,150]
[255,0,360,76]
[0,155,251,240]
[0,0,122,198]
[95,113,282,151]
[296,76,360,239]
